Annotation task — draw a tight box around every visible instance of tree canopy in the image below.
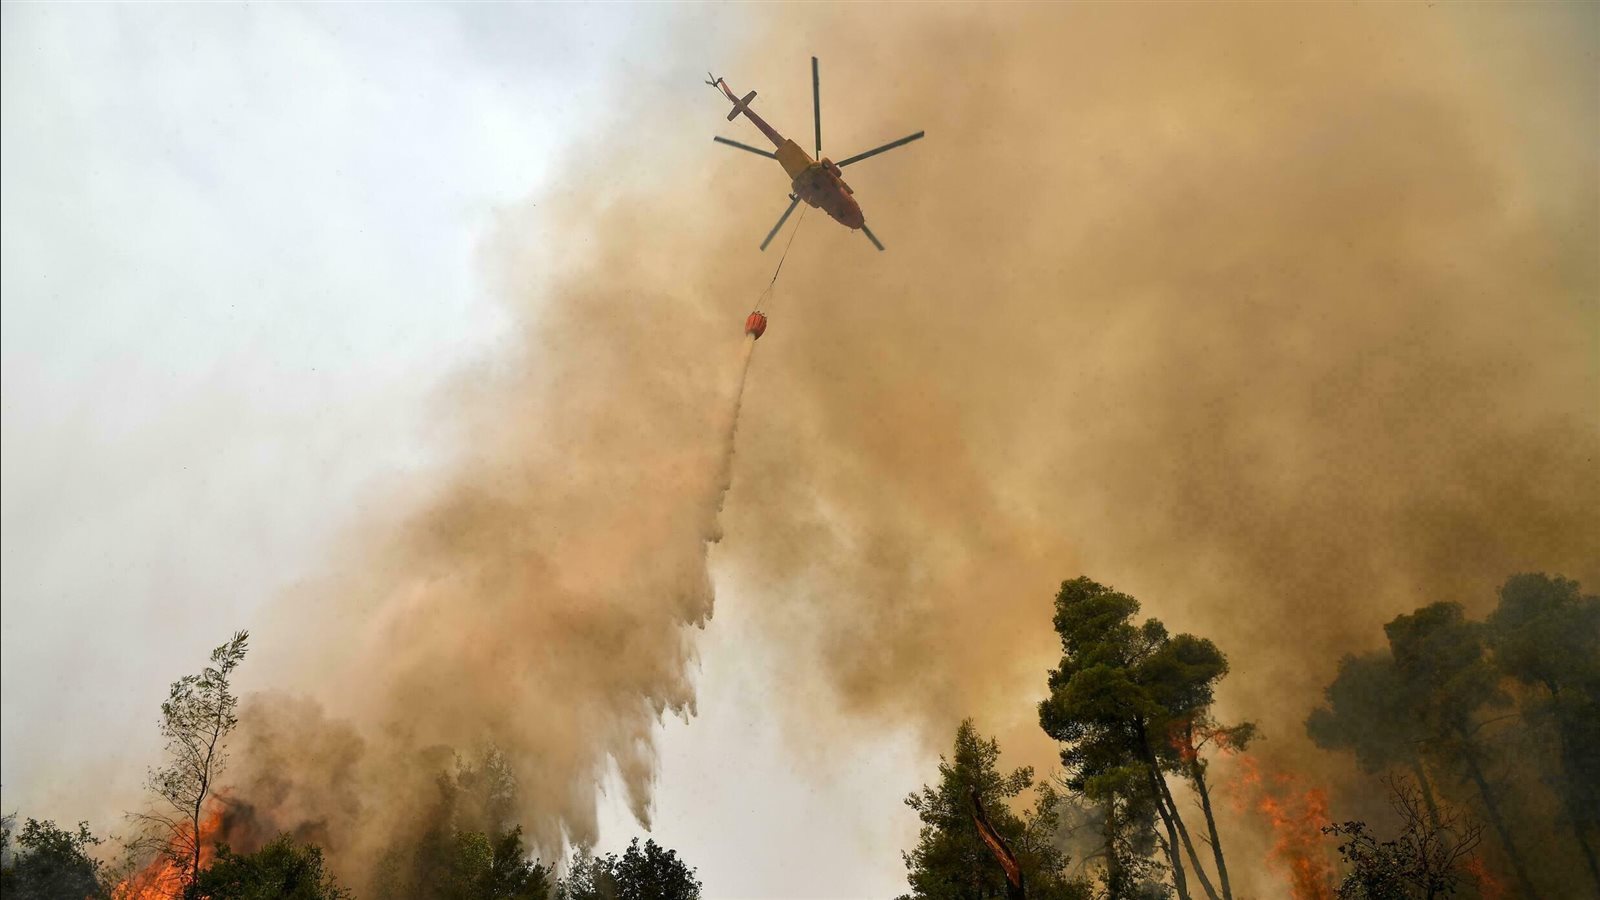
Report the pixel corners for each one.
[184,833,352,900]
[1307,652,1422,776]
[1486,573,1600,892]
[1,816,109,900]
[1308,576,1600,898]
[371,753,554,900]
[1038,577,1248,900]
[559,838,701,900]
[899,719,1089,900]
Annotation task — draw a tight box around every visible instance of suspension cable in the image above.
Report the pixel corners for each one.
[757,204,809,311]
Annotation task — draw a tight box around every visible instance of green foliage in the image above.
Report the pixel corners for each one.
[1378,602,1543,894]
[1486,573,1600,814]
[1486,573,1600,889]
[558,838,701,900]
[370,753,553,900]
[1326,820,1410,900]
[898,719,1090,900]
[0,816,109,900]
[440,827,552,900]
[1307,652,1421,774]
[184,833,351,900]
[1383,604,1505,744]
[140,631,250,890]
[1038,579,1167,799]
[1093,800,1172,900]
[1486,574,1600,694]
[480,828,554,900]
[1308,603,1512,792]
[1323,777,1483,900]
[1038,577,1249,899]
[374,823,552,900]
[1308,577,1600,898]
[1039,579,1242,790]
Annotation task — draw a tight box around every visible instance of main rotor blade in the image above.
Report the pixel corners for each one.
[836,131,926,168]
[760,195,803,251]
[811,56,822,157]
[860,223,885,252]
[713,135,777,159]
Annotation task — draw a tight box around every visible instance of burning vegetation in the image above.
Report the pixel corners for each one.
[3,527,1592,899]
[53,571,1577,900]
[893,573,1598,900]
[112,808,224,900]
[1226,756,1334,900]
[3,5,1597,900]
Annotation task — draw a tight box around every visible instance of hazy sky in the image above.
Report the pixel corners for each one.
[1,1,587,764]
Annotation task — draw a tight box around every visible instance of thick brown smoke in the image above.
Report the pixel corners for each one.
[723,2,1599,751]
[712,3,1598,890]
[228,2,1595,892]
[237,219,760,882]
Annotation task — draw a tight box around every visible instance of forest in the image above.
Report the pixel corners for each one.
[3,572,1593,900]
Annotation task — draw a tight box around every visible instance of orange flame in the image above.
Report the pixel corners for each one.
[1167,718,1247,766]
[1168,720,1200,765]
[113,808,225,900]
[1224,755,1336,900]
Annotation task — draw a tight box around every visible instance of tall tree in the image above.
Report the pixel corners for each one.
[1485,573,1600,893]
[1144,636,1250,900]
[1038,580,1190,900]
[558,838,700,900]
[1166,712,1254,900]
[1038,577,1248,900]
[372,752,553,900]
[1383,603,1538,900]
[1083,793,1171,900]
[1307,652,1444,826]
[136,630,249,891]
[899,720,1090,900]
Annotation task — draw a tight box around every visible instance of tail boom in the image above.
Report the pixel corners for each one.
[709,75,786,149]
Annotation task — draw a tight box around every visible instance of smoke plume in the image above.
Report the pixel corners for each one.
[721,0,1598,737]
[218,2,1595,894]
[233,234,761,885]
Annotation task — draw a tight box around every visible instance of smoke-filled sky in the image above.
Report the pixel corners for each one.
[3,3,1597,897]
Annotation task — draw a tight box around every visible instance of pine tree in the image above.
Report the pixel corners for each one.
[900,719,1090,900]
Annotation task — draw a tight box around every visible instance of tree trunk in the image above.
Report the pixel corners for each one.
[1103,799,1127,898]
[1143,764,1192,900]
[970,788,1026,900]
[1133,721,1193,900]
[1563,790,1600,896]
[1548,714,1600,890]
[1189,761,1234,900]
[189,790,205,887]
[1547,684,1600,896]
[1459,740,1541,900]
[1409,756,1441,831]
[1152,765,1221,900]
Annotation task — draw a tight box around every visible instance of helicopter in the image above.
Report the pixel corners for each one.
[708,57,924,252]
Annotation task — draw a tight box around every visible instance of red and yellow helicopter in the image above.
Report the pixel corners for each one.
[708,57,924,253]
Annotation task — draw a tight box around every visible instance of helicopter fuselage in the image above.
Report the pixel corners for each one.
[710,61,919,253]
[713,78,865,232]
[774,140,864,231]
